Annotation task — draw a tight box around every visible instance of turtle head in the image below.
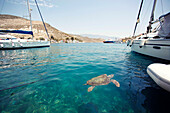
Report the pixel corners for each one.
[108,74,114,78]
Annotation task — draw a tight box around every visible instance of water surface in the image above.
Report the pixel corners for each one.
[0,43,169,113]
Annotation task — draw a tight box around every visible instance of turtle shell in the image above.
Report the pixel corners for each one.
[86,74,110,86]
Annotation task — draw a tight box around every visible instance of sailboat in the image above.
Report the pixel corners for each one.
[0,0,50,50]
[127,0,170,61]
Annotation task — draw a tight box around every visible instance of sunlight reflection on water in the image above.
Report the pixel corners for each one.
[0,43,169,113]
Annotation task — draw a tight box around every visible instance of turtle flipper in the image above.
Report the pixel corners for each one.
[111,79,120,87]
[108,74,114,78]
[88,86,95,92]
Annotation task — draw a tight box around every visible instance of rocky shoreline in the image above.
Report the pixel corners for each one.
[0,14,103,43]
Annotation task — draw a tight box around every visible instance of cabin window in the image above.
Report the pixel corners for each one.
[143,37,148,39]
[153,36,160,39]
[165,37,170,39]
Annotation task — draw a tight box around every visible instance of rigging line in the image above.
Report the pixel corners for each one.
[147,0,157,33]
[160,0,164,14]
[34,0,50,39]
[138,0,152,34]
[0,0,5,14]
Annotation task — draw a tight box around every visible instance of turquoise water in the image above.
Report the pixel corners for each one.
[0,43,169,113]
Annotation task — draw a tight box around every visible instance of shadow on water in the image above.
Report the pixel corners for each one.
[141,87,170,113]
[122,51,170,113]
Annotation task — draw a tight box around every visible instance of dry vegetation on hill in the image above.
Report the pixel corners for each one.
[0,14,103,43]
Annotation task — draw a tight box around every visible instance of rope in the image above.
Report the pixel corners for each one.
[0,0,5,14]
[137,0,152,34]
[34,0,50,39]
[160,0,164,15]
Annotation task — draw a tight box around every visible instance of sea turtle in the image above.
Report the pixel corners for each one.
[84,74,120,92]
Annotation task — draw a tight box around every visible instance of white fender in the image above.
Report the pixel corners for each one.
[129,40,133,47]
[139,40,146,48]
[127,40,130,46]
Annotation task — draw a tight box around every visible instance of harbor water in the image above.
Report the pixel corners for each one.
[0,43,169,113]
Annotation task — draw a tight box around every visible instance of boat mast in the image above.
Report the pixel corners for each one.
[147,0,157,33]
[27,0,33,39]
[133,0,144,37]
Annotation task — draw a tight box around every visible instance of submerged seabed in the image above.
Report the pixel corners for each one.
[0,43,169,113]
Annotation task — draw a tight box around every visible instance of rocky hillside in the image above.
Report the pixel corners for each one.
[0,14,103,43]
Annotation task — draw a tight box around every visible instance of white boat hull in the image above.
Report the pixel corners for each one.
[0,40,50,50]
[147,63,170,92]
[131,39,170,61]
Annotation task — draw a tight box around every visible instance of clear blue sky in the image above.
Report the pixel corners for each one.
[0,0,170,38]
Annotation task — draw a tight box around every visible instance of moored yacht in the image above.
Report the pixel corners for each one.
[127,0,170,61]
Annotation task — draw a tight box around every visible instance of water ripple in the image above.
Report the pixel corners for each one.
[0,43,170,113]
